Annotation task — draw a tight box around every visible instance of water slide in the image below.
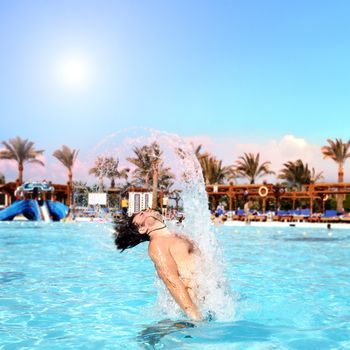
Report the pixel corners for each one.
[0,200,68,221]
[0,200,42,221]
[39,201,51,222]
[0,181,69,222]
[24,200,42,221]
[46,200,69,221]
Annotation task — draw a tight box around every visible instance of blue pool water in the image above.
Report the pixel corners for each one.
[1,222,350,349]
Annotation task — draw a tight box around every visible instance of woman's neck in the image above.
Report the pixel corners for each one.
[148,224,170,239]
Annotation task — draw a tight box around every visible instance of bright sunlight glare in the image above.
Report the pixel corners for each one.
[55,54,91,90]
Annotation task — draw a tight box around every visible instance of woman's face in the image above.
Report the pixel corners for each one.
[132,209,162,231]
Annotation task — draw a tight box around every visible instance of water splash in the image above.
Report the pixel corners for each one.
[92,128,234,320]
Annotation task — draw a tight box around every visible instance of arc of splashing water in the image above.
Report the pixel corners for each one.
[92,128,234,320]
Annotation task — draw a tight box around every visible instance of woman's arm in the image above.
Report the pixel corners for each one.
[149,243,202,321]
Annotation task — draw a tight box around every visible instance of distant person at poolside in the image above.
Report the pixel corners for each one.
[244,200,252,224]
[161,196,169,216]
[212,212,224,227]
[167,207,176,220]
[121,197,128,215]
[216,204,224,216]
[243,189,249,202]
[114,209,202,321]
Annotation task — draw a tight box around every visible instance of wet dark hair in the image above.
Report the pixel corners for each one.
[114,214,150,251]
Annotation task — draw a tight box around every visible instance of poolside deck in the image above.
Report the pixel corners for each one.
[223,220,349,229]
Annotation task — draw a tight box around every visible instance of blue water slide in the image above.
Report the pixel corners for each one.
[46,200,69,221]
[23,200,42,221]
[0,200,42,221]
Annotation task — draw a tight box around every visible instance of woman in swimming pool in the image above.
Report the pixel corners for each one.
[114,209,202,321]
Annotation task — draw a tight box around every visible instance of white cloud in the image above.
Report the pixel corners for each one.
[0,159,18,182]
[187,134,341,183]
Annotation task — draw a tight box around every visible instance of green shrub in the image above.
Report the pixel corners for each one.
[343,195,350,211]
[325,197,337,210]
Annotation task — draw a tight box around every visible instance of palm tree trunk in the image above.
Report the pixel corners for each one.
[145,175,149,190]
[151,163,158,210]
[66,184,71,207]
[68,170,73,187]
[68,170,73,207]
[338,163,344,182]
[337,163,344,212]
[18,162,23,185]
[99,177,104,192]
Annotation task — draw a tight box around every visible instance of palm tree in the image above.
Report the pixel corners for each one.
[148,142,162,209]
[0,136,44,184]
[53,145,79,206]
[235,153,274,184]
[310,167,324,183]
[278,159,316,191]
[89,156,107,191]
[155,166,175,191]
[127,142,165,209]
[127,145,152,189]
[193,144,203,158]
[192,144,235,185]
[127,142,169,209]
[201,155,233,185]
[321,138,350,211]
[321,138,350,182]
[89,156,127,190]
[193,144,209,162]
[53,145,79,188]
[103,157,129,188]
[73,180,89,207]
[193,144,210,176]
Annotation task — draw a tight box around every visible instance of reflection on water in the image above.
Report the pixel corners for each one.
[0,271,25,284]
[0,223,44,231]
[270,234,350,242]
[137,320,273,349]
[137,319,195,349]
[282,236,350,242]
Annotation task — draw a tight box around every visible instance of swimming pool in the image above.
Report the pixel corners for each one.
[1,222,349,349]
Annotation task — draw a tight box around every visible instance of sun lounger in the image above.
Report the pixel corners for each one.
[291,215,305,222]
[340,215,350,223]
[300,209,310,217]
[308,213,321,223]
[253,214,267,222]
[320,210,340,223]
[276,210,293,222]
[292,209,310,222]
[236,209,246,221]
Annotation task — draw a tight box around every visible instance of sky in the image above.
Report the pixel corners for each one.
[1,0,350,184]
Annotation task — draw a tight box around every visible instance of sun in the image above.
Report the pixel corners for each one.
[55,54,91,90]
